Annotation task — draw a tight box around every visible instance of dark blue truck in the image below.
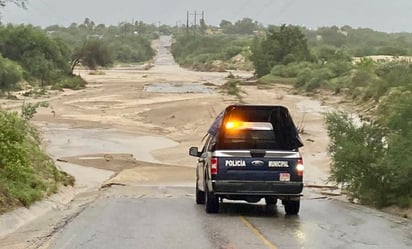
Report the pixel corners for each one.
[189,105,304,215]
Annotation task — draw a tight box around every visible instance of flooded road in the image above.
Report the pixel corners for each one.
[41,123,178,163]
[144,82,214,94]
[1,35,411,249]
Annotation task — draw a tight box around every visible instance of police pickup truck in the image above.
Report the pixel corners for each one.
[189,105,304,215]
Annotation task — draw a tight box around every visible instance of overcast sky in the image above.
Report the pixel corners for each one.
[1,0,412,32]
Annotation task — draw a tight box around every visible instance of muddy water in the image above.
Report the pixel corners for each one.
[41,123,178,163]
[144,82,214,94]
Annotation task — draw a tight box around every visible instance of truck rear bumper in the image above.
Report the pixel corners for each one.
[212,180,303,196]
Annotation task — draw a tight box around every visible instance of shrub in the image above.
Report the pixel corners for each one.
[325,60,353,77]
[0,110,74,210]
[21,101,49,120]
[295,68,313,88]
[220,79,245,102]
[270,62,315,78]
[0,55,23,92]
[295,66,333,91]
[250,25,312,77]
[52,75,87,90]
[172,34,253,71]
[108,36,155,63]
[326,112,389,207]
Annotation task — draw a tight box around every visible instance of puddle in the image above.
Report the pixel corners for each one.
[42,124,178,163]
[144,83,214,94]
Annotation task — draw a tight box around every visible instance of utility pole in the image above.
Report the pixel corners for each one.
[201,11,205,34]
[190,10,203,37]
[186,11,189,37]
[194,10,197,37]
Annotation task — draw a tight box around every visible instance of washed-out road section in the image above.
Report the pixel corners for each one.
[1,36,411,249]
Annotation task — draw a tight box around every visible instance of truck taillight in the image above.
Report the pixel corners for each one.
[296,159,304,177]
[211,157,218,175]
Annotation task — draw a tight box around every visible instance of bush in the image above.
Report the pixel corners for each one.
[250,25,312,77]
[0,109,74,211]
[172,34,252,71]
[375,61,412,89]
[108,36,155,63]
[272,61,317,78]
[296,67,334,91]
[0,24,71,84]
[325,60,353,77]
[376,90,412,207]
[52,75,87,90]
[0,55,23,92]
[295,68,313,88]
[326,106,412,208]
[220,79,245,102]
[326,112,389,207]
[21,101,49,120]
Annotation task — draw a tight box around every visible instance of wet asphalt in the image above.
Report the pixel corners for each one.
[48,186,412,249]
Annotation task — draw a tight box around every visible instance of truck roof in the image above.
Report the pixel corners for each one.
[208,105,303,150]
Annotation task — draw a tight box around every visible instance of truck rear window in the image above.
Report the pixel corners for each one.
[222,129,278,150]
[214,105,303,150]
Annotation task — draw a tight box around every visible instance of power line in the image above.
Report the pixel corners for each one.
[188,10,203,37]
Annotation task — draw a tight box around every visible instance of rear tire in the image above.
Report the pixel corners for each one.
[284,200,300,215]
[205,185,219,213]
[195,181,205,204]
[265,197,277,205]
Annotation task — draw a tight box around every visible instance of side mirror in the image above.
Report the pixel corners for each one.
[210,142,216,152]
[189,147,200,157]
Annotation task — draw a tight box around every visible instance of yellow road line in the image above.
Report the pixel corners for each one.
[239,216,279,249]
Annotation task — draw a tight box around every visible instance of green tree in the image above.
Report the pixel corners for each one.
[21,51,53,85]
[0,54,23,93]
[250,24,312,77]
[232,18,259,35]
[317,26,347,48]
[0,25,71,79]
[73,40,113,70]
[250,36,280,77]
[219,20,233,33]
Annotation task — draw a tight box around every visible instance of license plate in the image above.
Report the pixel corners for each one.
[279,173,290,182]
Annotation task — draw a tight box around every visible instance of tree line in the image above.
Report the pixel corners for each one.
[0,19,157,94]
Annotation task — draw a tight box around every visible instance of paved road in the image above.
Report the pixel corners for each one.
[48,186,412,249]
